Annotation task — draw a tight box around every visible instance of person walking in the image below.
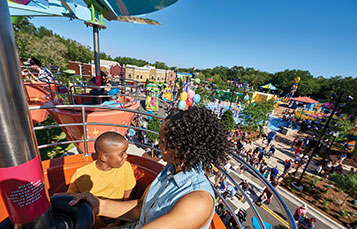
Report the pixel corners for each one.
[294,204,308,221]
[270,166,279,181]
[283,159,292,177]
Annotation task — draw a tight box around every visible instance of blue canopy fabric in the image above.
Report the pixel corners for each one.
[260,83,278,91]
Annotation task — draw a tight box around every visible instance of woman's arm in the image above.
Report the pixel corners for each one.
[69,191,143,221]
[99,198,142,221]
[141,190,214,229]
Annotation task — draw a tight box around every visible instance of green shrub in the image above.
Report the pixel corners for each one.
[313,177,319,184]
[323,201,328,206]
[331,172,357,203]
[304,185,311,193]
[220,110,235,131]
[340,210,347,217]
[311,200,317,205]
[147,117,161,142]
[300,193,306,198]
[314,193,322,199]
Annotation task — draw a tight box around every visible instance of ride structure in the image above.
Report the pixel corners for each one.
[10,0,177,152]
[24,81,50,123]
[9,0,178,84]
[145,83,159,111]
[282,77,300,103]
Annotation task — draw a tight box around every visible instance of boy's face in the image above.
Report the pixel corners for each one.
[105,141,128,168]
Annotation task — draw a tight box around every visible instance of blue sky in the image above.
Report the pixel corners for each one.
[31,0,357,78]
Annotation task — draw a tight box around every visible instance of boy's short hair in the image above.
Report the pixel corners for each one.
[94,132,127,154]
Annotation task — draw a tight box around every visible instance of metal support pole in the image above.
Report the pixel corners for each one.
[296,92,343,186]
[93,25,101,85]
[0,2,53,228]
[82,107,89,155]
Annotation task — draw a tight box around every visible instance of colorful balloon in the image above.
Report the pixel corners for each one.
[180,92,188,101]
[178,100,187,110]
[187,89,195,99]
[193,94,201,104]
[186,98,193,107]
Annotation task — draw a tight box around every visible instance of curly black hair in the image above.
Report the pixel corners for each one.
[164,106,232,172]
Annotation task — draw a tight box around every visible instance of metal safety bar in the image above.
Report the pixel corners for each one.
[37,75,144,106]
[220,167,267,229]
[212,186,244,228]
[229,153,297,229]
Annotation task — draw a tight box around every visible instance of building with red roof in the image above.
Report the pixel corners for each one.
[289,96,318,110]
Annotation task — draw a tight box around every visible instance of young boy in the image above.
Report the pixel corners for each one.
[68,132,136,200]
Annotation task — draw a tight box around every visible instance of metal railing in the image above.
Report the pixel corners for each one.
[29,104,296,229]
[26,73,143,107]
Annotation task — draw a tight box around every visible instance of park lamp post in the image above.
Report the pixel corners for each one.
[172,67,178,101]
[229,80,238,110]
[292,91,353,190]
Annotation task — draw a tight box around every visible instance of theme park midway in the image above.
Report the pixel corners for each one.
[0,0,356,229]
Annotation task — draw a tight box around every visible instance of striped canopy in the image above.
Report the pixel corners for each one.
[260,83,278,90]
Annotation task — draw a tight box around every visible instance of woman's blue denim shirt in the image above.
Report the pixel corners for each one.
[136,162,215,228]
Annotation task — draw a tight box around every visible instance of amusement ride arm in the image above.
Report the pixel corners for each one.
[141,190,214,229]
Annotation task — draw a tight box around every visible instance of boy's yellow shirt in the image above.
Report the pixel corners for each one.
[68,161,136,200]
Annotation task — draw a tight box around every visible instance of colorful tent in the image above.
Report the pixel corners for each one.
[260,83,278,91]
[290,96,318,104]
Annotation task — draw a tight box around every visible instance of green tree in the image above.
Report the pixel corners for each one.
[100,52,113,60]
[62,39,92,63]
[114,56,148,67]
[221,110,235,131]
[194,87,211,104]
[197,72,205,82]
[153,61,168,70]
[15,31,68,69]
[241,100,275,134]
[315,114,354,151]
[331,172,357,206]
[147,117,161,142]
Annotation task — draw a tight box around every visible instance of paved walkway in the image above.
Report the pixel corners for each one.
[237,137,345,228]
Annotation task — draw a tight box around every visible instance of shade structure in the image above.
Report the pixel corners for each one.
[290,96,318,104]
[260,83,278,90]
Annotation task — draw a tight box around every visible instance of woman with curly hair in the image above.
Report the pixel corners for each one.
[69,106,232,228]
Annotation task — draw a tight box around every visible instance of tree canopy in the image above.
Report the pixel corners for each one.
[220,110,235,131]
[241,100,275,133]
